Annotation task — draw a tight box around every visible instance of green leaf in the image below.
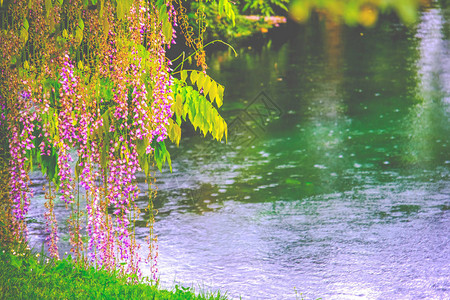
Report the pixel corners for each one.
[154,141,172,172]
[196,72,206,91]
[162,20,173,44]
[116,0,125,20]
[136,139,146,158]
[41,148,58,183]
[20,19,30,43]
[219,0,224,15]
[143,158,149,176]
[171,77,227,142]
[78,18,85,31]
[183,71,224,107]
[209,81,217,103]
[218,0,236,26]
[136,44,149,59]
[197,72,206,91]
[193,114,201,131]
[202,76,212,97]
[175,94,183,118]
[182,93,189,120]
[216,85,224,107]
[75,27,83,46]
[74,158,83,180]
[102,109,110,131]
[180,70,188,82]
[168,119,181,147]
[157,0,172,43]
[190,70,199,84]
[188,96,196,121]
[45,0,52,17]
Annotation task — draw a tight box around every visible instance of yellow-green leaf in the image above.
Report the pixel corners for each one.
[117,0,124,20]
[196,73,206,91]
[102,14,110,38]
[78,18,85,31]
[99,0,104,17]
[159,2,172,44]
[175,94,183,117]
[167,119,181,146]
[23,18,29,30]
[209,81,217,103]
[75,27,83,46]
[181,70,188,82]
[143,158,149,176]
[20,27,29,44]
[45,0,52,18]
[190,70,199,84]
[216,85,224,107]
[203,76,212,97]
[163,21,173,44]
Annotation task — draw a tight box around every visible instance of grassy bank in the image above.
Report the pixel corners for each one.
[0,246,227,300]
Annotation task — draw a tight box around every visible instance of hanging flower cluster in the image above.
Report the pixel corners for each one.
[1,0,230,282]
[58,54,78,205]
[0,0,180,279]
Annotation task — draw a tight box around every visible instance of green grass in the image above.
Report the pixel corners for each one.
[0,245,228,300]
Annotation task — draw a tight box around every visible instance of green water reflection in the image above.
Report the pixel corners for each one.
[25,5,450,300]
[184,13,448,203]
[150,7,449,299]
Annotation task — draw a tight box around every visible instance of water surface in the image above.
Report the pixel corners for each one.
[29,6,450,300]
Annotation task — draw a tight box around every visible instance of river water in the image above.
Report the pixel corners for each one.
[28,5,450,300]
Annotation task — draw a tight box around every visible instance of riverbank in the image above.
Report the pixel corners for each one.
[0,245,227,300]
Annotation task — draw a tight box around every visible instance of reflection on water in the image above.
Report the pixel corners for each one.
[28,5,450,300]
[406,7,450,166]
[146,9,450,298]
[416,7,449,103]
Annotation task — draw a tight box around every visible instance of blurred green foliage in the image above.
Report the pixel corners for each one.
[289,0,424,26]
[189,1,288,43]
[240,0,290,16]
[189,0,424,44]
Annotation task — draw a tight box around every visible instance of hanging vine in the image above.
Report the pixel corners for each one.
[0,0,233,280]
